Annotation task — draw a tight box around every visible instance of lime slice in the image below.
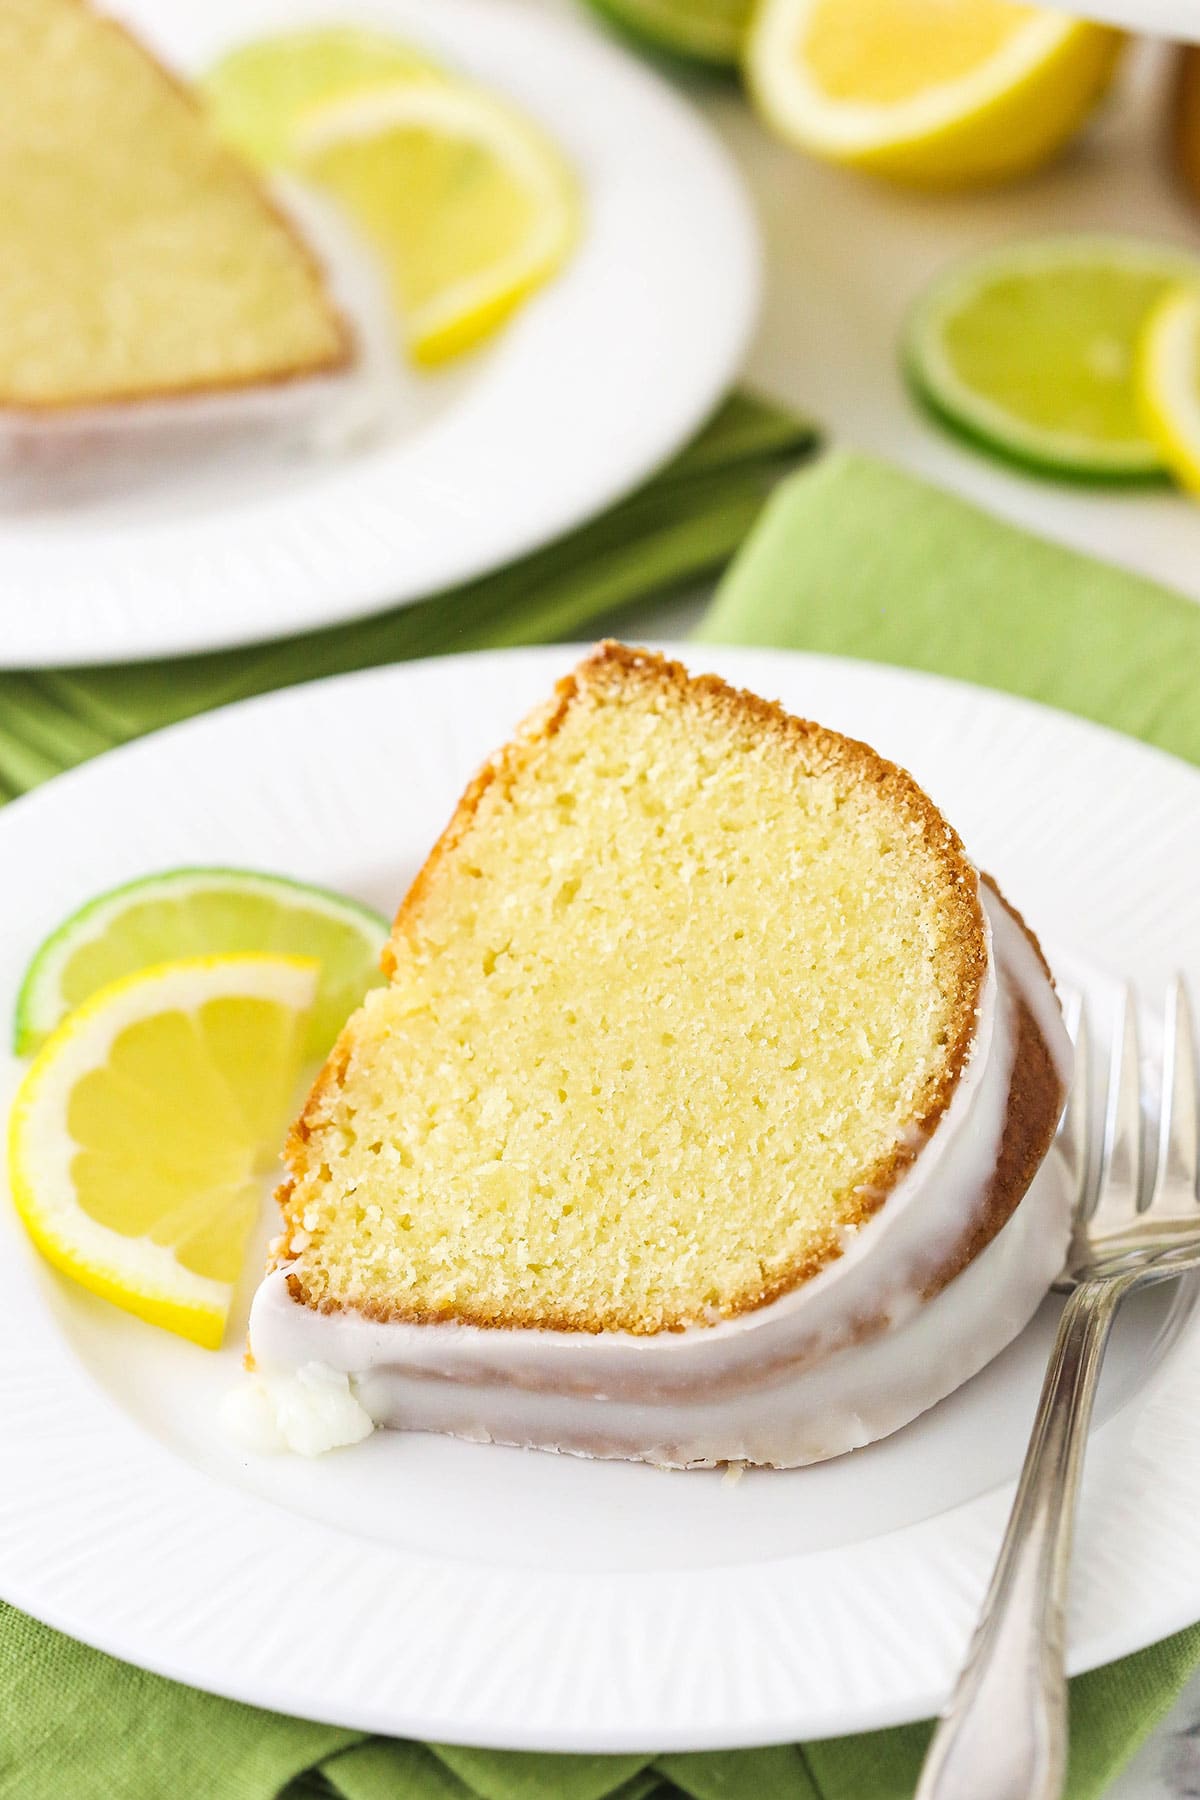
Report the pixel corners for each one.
[14,868,388,1059]
[905,237,1200,478]
[9,955,318,1348]
[1138,284,1200,495]
[746,0,1122,188]
[584,0,752,67]
[293,81,580,366]
[201,27,442,167]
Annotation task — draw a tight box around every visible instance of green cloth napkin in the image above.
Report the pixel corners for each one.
[5,441,1200,1800]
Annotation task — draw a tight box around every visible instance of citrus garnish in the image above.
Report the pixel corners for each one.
[8,955,318,1348]
[292,81,580,365]
[746,0,1123,188]
[1138,284,1200,495]
[14,867,388,1059]
[200,27,441,167]
[585,0,751,66]
[905,237,1200,478]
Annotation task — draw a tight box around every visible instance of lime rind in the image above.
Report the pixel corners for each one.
[905,236,1200,481]
[14,867,388,1059]
[585,0,750,68]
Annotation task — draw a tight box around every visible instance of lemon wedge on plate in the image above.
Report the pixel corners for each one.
[1139,285,1200,495]
[745,0,1123,187]
[8,955,318,1349]
[292,81,580,365]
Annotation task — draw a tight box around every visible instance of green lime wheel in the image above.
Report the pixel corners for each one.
[905,236,1200,480]
[15,867,389,1058]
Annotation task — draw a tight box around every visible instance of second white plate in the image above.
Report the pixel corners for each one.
[1,645,1199,1750]
[0,0,759,667]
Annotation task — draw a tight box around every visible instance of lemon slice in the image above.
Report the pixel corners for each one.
[585,0,751,66]
[745,0,1123,188]
[905,237,1200,479]
[14,867,387,1059]
[8,955,318,1348]
[293,82,580,365]
[201,27,442,168]
[1138,285,1200,495]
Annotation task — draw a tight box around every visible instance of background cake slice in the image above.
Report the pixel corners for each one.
[0,0,350,415]
[250,645,1071,1467]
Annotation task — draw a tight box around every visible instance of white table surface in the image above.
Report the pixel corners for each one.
[559,5,1200,1792]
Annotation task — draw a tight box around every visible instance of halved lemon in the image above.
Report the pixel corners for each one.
[8,955,318,1349]
[745,0,1123,188]
[292,82,580,365]
[201,27,442,168]
[14,866,387,1059]
[1138,285,1200,495]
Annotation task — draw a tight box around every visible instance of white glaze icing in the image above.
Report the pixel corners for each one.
[248,886,1073,1467]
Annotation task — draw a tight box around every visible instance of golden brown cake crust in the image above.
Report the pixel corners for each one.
[280,642,1014,1333]
[0,0,352,415]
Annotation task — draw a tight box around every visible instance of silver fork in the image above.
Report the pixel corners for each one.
[916,979,1200,1800]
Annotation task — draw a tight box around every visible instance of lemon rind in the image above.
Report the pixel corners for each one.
[1139,287,1200,495]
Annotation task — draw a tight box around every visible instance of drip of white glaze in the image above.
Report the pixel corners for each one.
[247,886,1073,1467]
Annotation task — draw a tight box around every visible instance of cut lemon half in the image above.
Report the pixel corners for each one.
[293,82,580,365]
[745,0,1123,188]
[201,27,442,168]
[1138,285,1200,495]
[8,955,318,1349]
[585,0,752,66]
[14,867,387,1059]
[905,236,1200,479]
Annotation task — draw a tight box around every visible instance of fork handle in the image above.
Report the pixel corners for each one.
[915,1273,1137,1800]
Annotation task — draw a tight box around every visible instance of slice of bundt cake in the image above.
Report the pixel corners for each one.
[249,643,1072,1466]
[0,0,349,416]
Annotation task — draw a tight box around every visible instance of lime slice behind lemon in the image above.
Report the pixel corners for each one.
[584,0,752,67]
[905,237,1200,479]
[200,27,442,167]
[746,0,1122,188]
[8,955,318,1348]
[14,867,388,1059]
[293,81,580,366]
[1138,284,1200,495]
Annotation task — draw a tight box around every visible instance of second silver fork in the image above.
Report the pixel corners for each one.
[917,979,1200,1800]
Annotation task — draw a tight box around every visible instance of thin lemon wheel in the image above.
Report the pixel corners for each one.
[1138,285,1200,495]
[745,0,1123,188]
[8,955,318,1349]
[13,866,387,1059]
[201,27,442,168]
[292,82,580,365]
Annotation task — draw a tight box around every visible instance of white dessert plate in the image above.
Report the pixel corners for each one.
[0,0,758,668]
[1,644,1199,1752]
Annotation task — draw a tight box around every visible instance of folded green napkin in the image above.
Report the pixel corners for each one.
[4,442,1200,1800]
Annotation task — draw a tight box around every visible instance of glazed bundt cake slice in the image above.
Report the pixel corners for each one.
[250,643,1071,1466]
